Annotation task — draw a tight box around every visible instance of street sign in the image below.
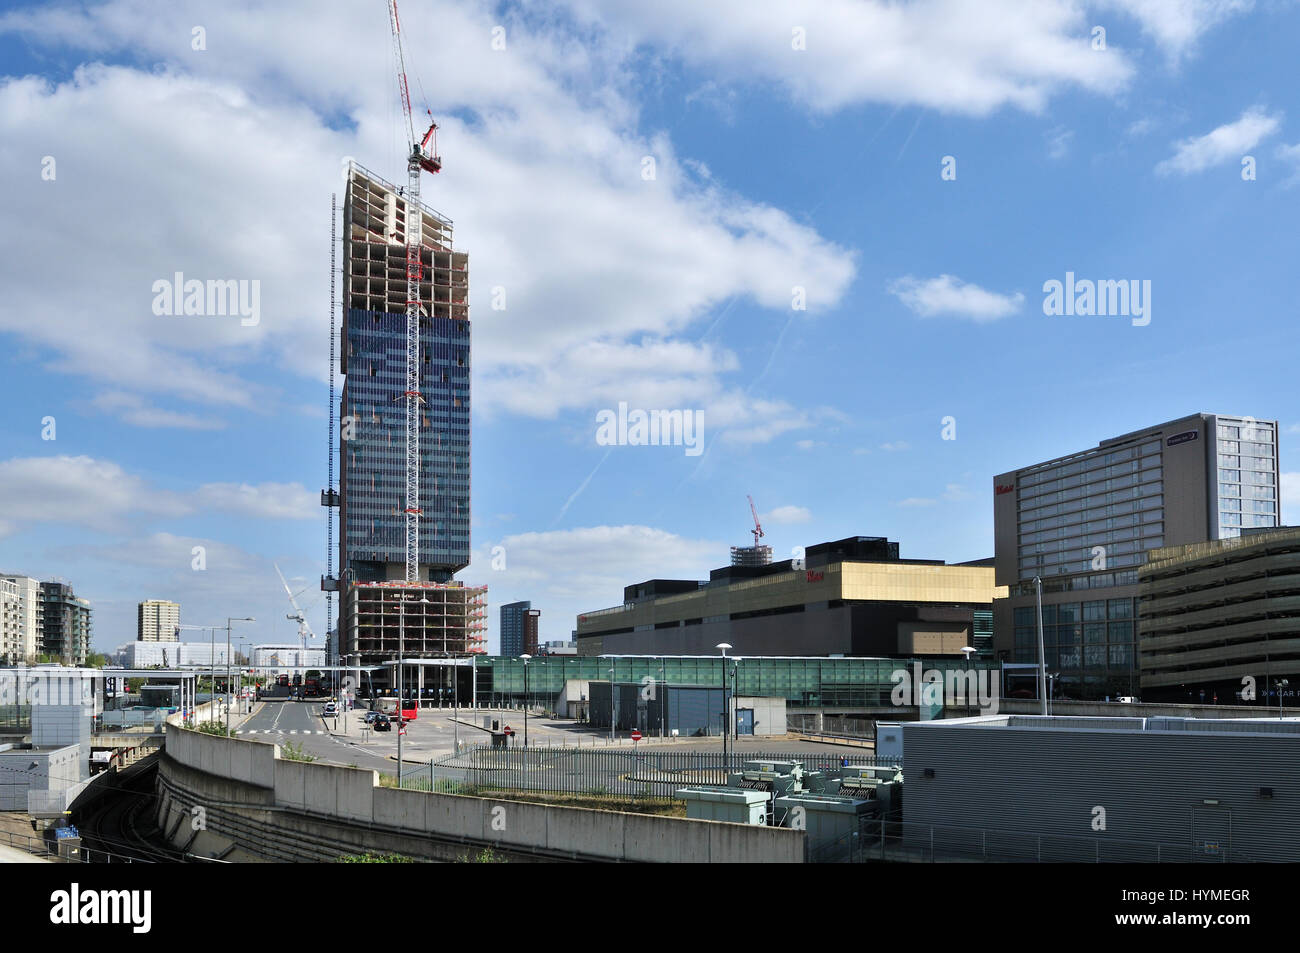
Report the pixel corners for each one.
[503,725,513,736]
[631,730,642,741]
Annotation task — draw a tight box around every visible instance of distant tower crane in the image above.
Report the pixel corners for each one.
[731,495,773,567]
[387,0,442,583]
[276,563,317,657]
[748,494,765,548]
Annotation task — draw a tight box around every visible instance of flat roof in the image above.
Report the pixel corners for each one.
[907,713,1300,738]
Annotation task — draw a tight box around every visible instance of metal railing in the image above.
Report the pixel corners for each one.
[811,818,1250,864]
[0,828,154,864]
[408,745,897,802]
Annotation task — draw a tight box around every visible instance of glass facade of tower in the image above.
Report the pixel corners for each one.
[342,308,471,578]
[339,163,470,582]
[500,600,530,657]
[1212,417,1278,539]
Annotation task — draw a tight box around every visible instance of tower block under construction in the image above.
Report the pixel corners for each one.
[331,161,486,680]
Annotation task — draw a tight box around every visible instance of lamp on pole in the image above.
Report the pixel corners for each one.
[397,595,405,776]
[659,658,666,739]
[520,655,531,747]
[1279,678,1289,719]
[1033,576,1047,717]
[716,643,732,770]
[225,618,254,736]
[608,666,615,743]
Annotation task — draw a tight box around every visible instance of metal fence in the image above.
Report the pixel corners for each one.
[409,745,899,801]
[0,827,154,864]
[810,819,1253,864]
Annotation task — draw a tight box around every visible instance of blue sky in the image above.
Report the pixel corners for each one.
[0,0,1297,653]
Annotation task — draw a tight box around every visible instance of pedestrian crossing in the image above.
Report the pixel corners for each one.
[235,729,326,735]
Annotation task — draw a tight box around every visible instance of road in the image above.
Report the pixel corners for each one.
[233,700,864,780]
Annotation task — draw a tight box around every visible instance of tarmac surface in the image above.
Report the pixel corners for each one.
[231,698,862,777]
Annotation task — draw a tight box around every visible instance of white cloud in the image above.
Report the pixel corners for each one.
[1155,106,1281,176]
[1095,0,1254,61]
[1127,117,1155,137]
[551,0,1138,116]
[193,483,317,521]
[897,482,973,507]
[0,456,189,533]
[942,483,975,502]
[880,441,911,452]
[1277,143,1300,187]
[1282,472,1300,519]
[888,275,1024,322]
[91,392,226,430]
[0,455,316,534]
[465,525,722,648]
[1046,126,1074,159]
[764,505,812,524]
[66,532,326,649]
[0,2,856,444]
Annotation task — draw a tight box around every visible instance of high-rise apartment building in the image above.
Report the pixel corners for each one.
[0,574,42,664]
[1,578,20,665]
[524,608,540,656]
[40,582,92,666]
[993,413,1280,698]
[500,601,530,657]
[137,599,180,642]
[333,161,484,682]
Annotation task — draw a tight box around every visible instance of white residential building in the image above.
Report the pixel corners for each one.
[138,599,181,642]
[0,574,43,664]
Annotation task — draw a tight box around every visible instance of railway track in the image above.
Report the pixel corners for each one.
[71,754,188,863]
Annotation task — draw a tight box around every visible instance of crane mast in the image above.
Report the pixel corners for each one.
[747,494,765,548]
[387,0,440,583]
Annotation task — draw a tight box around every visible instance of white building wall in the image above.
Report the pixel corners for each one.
[0,575,41,663]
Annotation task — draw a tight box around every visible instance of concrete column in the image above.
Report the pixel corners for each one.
[418,665,425,710]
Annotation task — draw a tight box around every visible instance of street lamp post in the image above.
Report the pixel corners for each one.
[659,659,666,738]
[716,643,732,772]
[1033,576,1047,717]
[397,595,405,778]
[1280,678,1290,718]
[225,617,254,736]
[520,655,531,747]
[608,666,615,743]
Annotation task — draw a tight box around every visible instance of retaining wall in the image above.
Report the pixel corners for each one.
[160,728,803,863]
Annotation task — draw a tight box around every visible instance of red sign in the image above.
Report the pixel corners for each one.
[631,730,642,741]
[806,570,824,583]
[995,484,1014,496]
[503,725,513,736]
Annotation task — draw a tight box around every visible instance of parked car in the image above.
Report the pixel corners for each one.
[372,714,391,731]
[322,703,338,717]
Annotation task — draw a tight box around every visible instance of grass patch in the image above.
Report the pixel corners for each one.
[456,847,506,863]
[337,852,415,863]
[280,740,317,762]
[376,773,685,816]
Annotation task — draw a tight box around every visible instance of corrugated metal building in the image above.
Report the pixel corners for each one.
[902,714,1300,862]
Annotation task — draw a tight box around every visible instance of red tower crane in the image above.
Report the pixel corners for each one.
[747,495,765,548]
[386,0,441,583]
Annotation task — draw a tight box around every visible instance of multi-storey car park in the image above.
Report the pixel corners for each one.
[1138,525,1300,703]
